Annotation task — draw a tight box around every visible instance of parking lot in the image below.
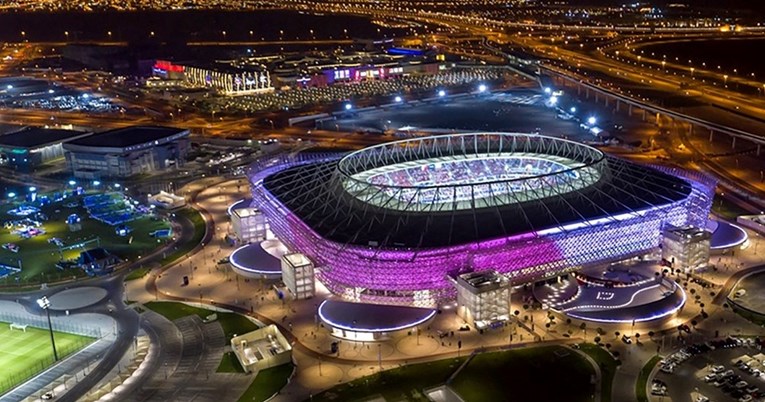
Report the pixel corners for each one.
[330,90,604,141]
[655,337,765,402]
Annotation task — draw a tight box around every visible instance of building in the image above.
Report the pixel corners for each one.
[152,60,272,96]
[454,271,510,329]
[231,207,267,243]
[280,253,315,300]
[662,225,711,272]
[63,126,190,179]
[250,133,715,306]
[318,300,436,341]
[0,127,92,171]
[230,325,292,374]
[78,248,120,276]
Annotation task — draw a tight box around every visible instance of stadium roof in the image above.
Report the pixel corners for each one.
[0,127,91,149]
[67,126,187,148]
[263,135,695,249]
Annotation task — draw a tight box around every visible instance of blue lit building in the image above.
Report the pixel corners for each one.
[0,127,92,171]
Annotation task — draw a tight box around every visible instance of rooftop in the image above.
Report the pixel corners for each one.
[0,127,91,149]
[456,270,509,294]
[67,126,187,148]
[318,300,436,333]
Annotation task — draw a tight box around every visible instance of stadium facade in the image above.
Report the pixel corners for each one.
[249,133,714,306]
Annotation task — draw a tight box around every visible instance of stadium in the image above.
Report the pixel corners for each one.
[249,133,714,306]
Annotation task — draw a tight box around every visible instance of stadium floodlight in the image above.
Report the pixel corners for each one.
[6,85,12,90]
[93,180,101,186]
[394,96,403,103]
[587,116,597,125]
[344,103,352,111]
[82,93,89,99]
[68,180,76,186]
[478,84,487,93]
[29,186,36,192]
[37,296,59,362]
[550,96,558,105]
[544,87,552,94]
[114,183,121,189]
[570,107,577,113]
[7,192,15,198]
[48,89,54,94]
[438,90,446,97]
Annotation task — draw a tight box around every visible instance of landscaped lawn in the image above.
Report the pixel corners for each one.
[0,322,94,394]
[143,301,260,339]
[238,364,294,402]
[217,351,245,373]
[0,191,172,286]
[311,355,466,402]
[311,345,596,402]
[451,346,596,402]
[637,355,662,402]
[578,343,620,402]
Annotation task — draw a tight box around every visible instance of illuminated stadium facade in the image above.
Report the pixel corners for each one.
[249,133,714,306]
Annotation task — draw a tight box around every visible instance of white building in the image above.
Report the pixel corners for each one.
[662,225,711,273]
[280,253,315,300]
[231,325,292,374]
[231,207,267,243]
[454,270,510,330]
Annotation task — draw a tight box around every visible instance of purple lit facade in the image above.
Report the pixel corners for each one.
[248,135,715,306]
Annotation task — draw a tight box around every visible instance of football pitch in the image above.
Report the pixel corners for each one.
[0,322,94,394]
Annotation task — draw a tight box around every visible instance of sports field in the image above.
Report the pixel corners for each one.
[0,322,94,394]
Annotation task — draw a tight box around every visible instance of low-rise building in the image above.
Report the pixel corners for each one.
[454,270,511,330]
[231,325,292,374]
[63,126,189,179]
[280,253,315,300]
[662,225,711,272]
[0,127,92,171]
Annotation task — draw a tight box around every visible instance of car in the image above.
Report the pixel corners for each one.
[695,395,709,402]
[736,381,749,389]
[712,365,725,373]
[705,373,718,382]
[739,395,753,402]
[714,380,727,387]
[41,391,55,400]
[723,370,736,378]
[622,335,632,344]
[746,385,759,394]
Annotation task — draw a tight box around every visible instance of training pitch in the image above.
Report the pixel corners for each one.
[0,322,93,394]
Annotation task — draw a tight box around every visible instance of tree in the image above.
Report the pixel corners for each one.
[691,320,698,327]
[594,336,601,344]
[615,331,621,337]
[566,318,572,325]
[514,310,520,316]
[648,331,655,338]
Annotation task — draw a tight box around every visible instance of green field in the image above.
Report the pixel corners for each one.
[0,322,94,393]
[0,191,174,286]
[311,345,595,402]
[143,301,260,339]
[238,364,294,402]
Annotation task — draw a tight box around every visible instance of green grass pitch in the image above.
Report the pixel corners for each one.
[0,322,94,394]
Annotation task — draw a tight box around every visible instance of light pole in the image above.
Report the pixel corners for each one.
[37,296,59,362]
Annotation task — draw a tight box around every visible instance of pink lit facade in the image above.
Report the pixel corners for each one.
[248,144,714,307]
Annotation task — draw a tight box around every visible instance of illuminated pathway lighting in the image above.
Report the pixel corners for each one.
[344,103,352,111]
[570,107,577,113]
[438,90,446,97]
[544,87,552,94]
[478,84,487,93]
[394,96,402,103]
[587,116,597,125]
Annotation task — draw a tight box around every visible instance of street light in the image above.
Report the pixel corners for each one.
[587,116,597,125]
[438,89,446,97]
[344,103,352,111]
[570,106,577,113]
[478,84,487,93]
[68,180,76,186]
[37,296,59,362]
[394,95,402,103]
